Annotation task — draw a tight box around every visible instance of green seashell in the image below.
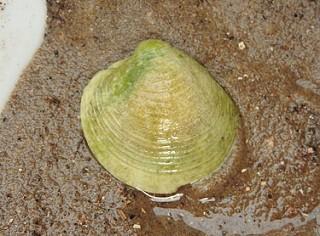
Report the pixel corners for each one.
[81,39,239,194]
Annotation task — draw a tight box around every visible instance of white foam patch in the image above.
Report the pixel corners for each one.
[0,0,47,112]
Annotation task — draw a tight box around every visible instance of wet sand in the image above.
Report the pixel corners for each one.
[0,0,320,235]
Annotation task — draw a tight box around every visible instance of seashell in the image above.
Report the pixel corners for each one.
[81,39,239,194]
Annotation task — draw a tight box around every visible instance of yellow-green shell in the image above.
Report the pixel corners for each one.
[81,39,239,194]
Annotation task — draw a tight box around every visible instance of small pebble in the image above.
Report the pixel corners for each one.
[18,168,23,172]
[245,186,251,192]
[237,76,243,80]
[241,168,247,173]
[316,214,320,225]
[133,224,141,229]
[261,181,267,186]
[9,219,13,223]
[118,210,126,220]
[307,147,314,154]
[265,137,274,147]
[199,197,216,203]
[280,161,285,165]
[238,41,246,50]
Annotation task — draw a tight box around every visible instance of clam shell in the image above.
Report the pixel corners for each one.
[81,39,239,194]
